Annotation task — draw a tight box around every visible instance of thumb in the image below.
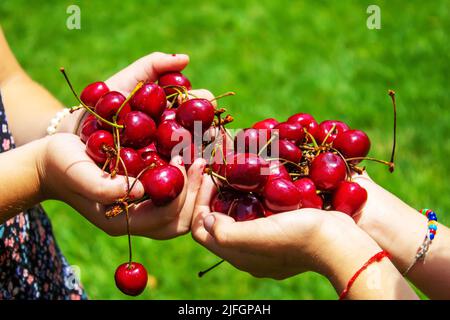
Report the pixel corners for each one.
[203,213,267,249]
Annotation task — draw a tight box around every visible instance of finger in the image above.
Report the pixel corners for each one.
[191,174,216,236]
[175,158,207,231]
[186,89,217,108]
[55,134,144,204]
[105,52,189,94]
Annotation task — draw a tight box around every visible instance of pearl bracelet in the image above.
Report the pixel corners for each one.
[46,108,72,135]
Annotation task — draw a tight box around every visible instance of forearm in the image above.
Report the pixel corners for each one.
[354,176,450,299]
[320,219,418,299]
[0,138,45,223]
[1,72,66,145]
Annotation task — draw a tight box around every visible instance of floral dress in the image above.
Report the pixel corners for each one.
[0,93,86,299]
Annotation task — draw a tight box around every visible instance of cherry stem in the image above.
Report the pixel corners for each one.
[198,259,225,278]
[388,90,397,173]
[304,129,319,149]
[345,156,395,170]
[115,81,144,118]
[258,133,278,157]
[124,205,133,267]
[59,68,123,129]
[331,147,352,180]
[321,124,336,147]
[210,92,235,102]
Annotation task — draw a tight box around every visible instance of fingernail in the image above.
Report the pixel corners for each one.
[203,215,215,233]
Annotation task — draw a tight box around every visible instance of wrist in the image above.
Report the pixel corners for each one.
[34,136,52,201]
[316,215,383,293]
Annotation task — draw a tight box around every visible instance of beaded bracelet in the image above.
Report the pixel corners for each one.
[46,108,72,135]
[402,209,438,276]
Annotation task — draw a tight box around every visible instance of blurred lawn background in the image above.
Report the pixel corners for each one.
[1,0,448,299]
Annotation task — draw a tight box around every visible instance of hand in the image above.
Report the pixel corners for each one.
[37,133,206,239]
[41,52,215,239]
[191,176,380,279]
[190,176,419,299]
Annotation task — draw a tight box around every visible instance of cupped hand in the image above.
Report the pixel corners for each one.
[191,175,376,280]
[37,133,206,239]
[44,52,215,239]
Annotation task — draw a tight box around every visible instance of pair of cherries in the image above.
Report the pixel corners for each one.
[209,113,371,222]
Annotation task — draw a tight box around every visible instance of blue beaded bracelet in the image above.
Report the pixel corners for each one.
[403,209,438,276]
[420,208,438,240]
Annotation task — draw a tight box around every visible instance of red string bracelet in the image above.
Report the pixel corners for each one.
[339,250,391,300]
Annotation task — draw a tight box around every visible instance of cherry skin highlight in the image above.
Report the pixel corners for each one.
[119,111,156,149]
[95,91,131,129]
[176,98,215,133]
[131,83,167,120]
[252,118,279,130]
[80,81,109,107]
[287,113,319,141]
[80,117,99,143]
[158,72,192,96]
[315,120,350,144]
[309,152,347,191]
[332,181,368,216]
[277,139,303,164]
[86,130,115,164]
[293,178,323,209]
[274,122,305,144]
[159,108,177,123]
[224,153,269,193]
[114,262,148,296]
[333,129,371,163]
[110,147,145,177]
[140,164,184,206]
[263,178,302,212]
[267,160,290,181]
[228,194,265,221]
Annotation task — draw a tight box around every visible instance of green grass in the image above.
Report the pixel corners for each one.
[1,0,449,299]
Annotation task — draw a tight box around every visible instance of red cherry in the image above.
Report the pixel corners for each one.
[228,194,265,221]
[263,178,302,212]
[114,262,148,296]
[131,83,167,120]
[119,111,156,149]
[277,139,303,164]
[156,120,192,158]
[315,120,350,144]
[224,153,269,193]
[333,129,371,163]
[176,98,215,133]
[140,164,184,206]
[252,118,279,130]
[137,148,167,168]
[268,160,290,181]
[158,72,192,96]
[80,81,109,107]
[80,118,99,143]
[159,108,177,123]
[234,128,270,154]
[332,181,368,216]
[209,150,234,177]
[287,113,319,140]
[309,152,347,191]
[274,122,305,144]
[293,178,323,209]
[95,91,131,129]
[109,148,145,177]
[86,130,114,164]
[210,190,237,214]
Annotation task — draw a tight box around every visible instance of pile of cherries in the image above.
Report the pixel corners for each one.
[210,117,376,221]
[62,64,396,295]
